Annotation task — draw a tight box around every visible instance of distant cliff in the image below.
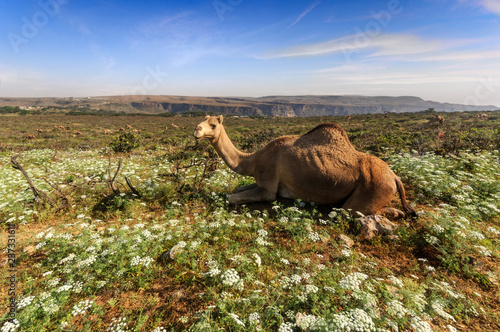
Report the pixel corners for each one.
[0,95,497,117]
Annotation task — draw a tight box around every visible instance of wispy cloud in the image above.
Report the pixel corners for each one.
[262,33,442,59]
[481,0,500,15]
[417,49,500,62]
[138,11,194,37]
[289,1,321,28]
[89,43,116,70]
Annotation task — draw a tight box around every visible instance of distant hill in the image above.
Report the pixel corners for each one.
[0,95,497,117]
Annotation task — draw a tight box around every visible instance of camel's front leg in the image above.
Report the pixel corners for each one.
[233,183,258,193]
[228,186,276,205]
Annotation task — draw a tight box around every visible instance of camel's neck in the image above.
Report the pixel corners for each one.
[210,126,253,176]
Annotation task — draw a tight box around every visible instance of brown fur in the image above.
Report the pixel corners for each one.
[194,115,415,217]
[428,115,444,125]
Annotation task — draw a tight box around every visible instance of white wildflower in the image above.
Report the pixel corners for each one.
[388,275,404,288]
[341,248,352,257]
[475,245,492,257]
[279,216,289,223]
[221,269,240,287]
[42,271,53,277]
[432,224,444,234]
[386,300,408,318]
[228,313,245,327]
[324,286,336,293]
[257,229,268,237]
[41,296,60,314]
[35,241,47,250]
[487,226,500,235]
[248,312,260,325]
[130,256,154,267]
[48,277,61,288]
[339,272,368,291]
[278,322,295,332]
[106,316,128,331]
[253,253,261,267]
[308,231,321,242]
[468,230,485,241]
[56,284,72,293]
[410,316,433,332]
[296,313,323,330]
[72,299,93,316]
[190,240,201,250]
[323,308,376,331]
[431,300,456,321]
[290,274,302,284]
[304,284,319,295]
[17,295,35,309]
[0,319,19,332]
[424,234,439,245]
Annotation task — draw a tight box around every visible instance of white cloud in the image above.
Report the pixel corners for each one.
[262,33,442,59]
[289,1,321,28]
[481,0,500,15]
[417,49,500,62]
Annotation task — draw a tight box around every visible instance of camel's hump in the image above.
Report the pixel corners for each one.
[304,123,350,140]
[291,123,353,149]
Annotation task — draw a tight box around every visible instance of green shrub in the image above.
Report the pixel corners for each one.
[109,132,140,153]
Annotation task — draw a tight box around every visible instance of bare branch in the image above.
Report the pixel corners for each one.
[108,159,122,195]
[124,176,141,197]
[11,154,53,204]
[42,178,70,213]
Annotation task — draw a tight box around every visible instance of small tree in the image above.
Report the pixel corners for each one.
[109,132,140,153]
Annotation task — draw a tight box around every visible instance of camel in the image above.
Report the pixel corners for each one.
[194,115,416,217]
[428,115,444,125]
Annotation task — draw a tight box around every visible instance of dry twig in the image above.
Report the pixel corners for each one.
[11,154,53,204]
[124,176,141,197]
[108,159,122,195]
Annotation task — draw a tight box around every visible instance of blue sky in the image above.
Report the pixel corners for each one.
[1,0,499,106]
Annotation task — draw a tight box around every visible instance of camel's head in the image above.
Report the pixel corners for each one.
[194,115,224,141]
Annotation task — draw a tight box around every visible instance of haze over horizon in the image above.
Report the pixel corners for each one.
[1,0,499,107]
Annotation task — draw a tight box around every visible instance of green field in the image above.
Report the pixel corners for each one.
[1,110,500,331]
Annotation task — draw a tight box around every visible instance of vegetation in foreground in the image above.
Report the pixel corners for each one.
[1,110,500,331]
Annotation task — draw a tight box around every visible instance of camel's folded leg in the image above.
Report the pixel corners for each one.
[228,186,276,205]
[378,207,405,220]
[233,183,258,193]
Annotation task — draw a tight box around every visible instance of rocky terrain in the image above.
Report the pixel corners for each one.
[0,94,497,117]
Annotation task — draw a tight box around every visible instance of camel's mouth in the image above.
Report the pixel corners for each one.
[193,130,203,140]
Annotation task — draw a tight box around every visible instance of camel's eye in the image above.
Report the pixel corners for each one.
[210,124,216,129]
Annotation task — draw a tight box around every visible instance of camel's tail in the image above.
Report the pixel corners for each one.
[395,177,417,219]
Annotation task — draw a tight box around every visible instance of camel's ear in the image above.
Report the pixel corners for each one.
[218,115,223,124]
